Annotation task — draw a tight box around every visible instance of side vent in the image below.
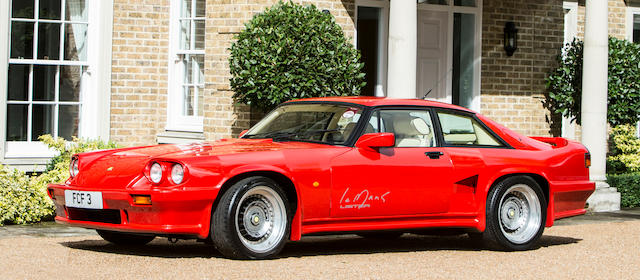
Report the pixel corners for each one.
[455,175,479,194]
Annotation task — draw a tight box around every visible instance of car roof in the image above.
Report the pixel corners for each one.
[286,96,474,112]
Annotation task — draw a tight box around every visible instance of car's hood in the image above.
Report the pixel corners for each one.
[71,139,328,188]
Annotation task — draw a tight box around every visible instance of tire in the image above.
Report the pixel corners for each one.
[357,231,404,239]
[211,176,291,259]
[96,230,155,246]
[482,176,547,251]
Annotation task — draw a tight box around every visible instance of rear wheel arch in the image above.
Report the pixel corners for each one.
[487,173,549,204]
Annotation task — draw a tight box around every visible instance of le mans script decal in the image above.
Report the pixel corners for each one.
[339,188,390,209]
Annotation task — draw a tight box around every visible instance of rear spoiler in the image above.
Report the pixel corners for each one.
[530,137,569,148]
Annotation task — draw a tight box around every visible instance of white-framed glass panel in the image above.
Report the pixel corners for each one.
[167,0,205,132]
[355,0,389,97]
[561,1,578,140]
[627,6,640,43]
[7,0,88,155]
[416,0,482,111]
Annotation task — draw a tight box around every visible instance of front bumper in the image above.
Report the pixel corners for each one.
[47,184,218,239]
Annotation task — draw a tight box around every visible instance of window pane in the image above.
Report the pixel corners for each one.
[10,22,34,59]
[634,14,640,44]
[181,0,192,18]
[64,23,88,61]
[194,20,205,50]
[32,104,55,140]
[7,104,28,141]
[437,112,501,146]
[39,0,61,19]
[179,20,191,50]
[8,65,30,101]
[452,13,475,109]
[454,0,476,7]
[38,23,61,60]
[59,105,80,140]
[195,0,205,17]
[377,110,435,147]
[65,0,88,21]
[185,55,204,84]
[183,86,194,116]
[12,0,34,18]
[356,6,381,97]
[60,66,84,101]
[33,65,57,101]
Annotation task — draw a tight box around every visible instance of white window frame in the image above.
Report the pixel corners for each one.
[355,0,390,98]
[626,6,640,42]
[0,0,112,163]
[561,1,578,141]
[416,0,483,111]
[166,0,204,133]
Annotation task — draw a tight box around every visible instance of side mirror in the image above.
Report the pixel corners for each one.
[355,133,395,150]
[239,129,249,138]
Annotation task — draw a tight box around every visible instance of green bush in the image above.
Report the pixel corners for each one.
[546,37,640,126]
[0,135,118,226]
[229,1,365,113]
[607,173,640,208]
[606,124,640,174]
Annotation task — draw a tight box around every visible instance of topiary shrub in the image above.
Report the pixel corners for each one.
[229,1,365,113]
[546,37,640,126]
[0,135,118,225]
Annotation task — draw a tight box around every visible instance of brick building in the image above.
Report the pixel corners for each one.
[0,0,636,172]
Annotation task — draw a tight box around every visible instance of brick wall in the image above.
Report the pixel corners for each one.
[110,0,170,147]
[480,0,564,137]
[204,0,355,141]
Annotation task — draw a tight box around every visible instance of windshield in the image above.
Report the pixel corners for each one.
[243,103,364,145]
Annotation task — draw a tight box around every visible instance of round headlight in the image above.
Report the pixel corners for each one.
[149,162,163,183]
[70,158,79,177]
[171,164,184,184]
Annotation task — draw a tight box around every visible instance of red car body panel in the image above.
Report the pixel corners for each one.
[48,97,595,241]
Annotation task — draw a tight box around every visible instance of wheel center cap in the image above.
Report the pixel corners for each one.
[251,215,260,225]
[509,209,516,218]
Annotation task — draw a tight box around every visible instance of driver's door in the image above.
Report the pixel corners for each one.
[330,108,455,217]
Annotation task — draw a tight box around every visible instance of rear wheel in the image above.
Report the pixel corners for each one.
[96,230,155,246]
[211,176,291,259]
[482,176,546,250]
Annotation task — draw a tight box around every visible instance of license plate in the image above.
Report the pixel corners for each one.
[64,190,103,209]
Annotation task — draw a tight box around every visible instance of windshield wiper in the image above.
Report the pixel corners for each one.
[245,131,298,141]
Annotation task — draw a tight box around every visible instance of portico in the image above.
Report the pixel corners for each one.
[358,0,619,211]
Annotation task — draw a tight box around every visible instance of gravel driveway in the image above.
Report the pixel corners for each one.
[1,219,638,279]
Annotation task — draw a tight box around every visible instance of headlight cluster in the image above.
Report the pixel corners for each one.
[147,161,186,185]
[70,157,79,177]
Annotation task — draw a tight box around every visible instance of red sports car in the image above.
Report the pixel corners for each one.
[48,97,595,259]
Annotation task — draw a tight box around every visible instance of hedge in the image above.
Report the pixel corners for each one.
[0,135,118,226]
[607,173,640,208]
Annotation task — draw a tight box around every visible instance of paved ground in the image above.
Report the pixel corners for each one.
[0,210,639,279]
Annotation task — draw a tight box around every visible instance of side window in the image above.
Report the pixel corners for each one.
[365,109,436,147]
[437,111,502,146]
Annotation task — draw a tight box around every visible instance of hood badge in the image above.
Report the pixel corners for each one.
[106,167,114,171]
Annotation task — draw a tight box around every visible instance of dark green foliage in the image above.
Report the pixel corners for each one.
[546,37,640,126]
[607,173,640,208]
[229,1,365,112]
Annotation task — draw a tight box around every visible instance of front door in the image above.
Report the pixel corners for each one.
[417,10,449,102]
[330,108,454,217]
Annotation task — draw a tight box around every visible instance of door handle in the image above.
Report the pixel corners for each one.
[425,151,443,159]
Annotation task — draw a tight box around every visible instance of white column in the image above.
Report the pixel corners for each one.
[582,0,620,212]
[386,0,417,99]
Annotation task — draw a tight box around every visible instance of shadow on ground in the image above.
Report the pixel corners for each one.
[60,233,581,259]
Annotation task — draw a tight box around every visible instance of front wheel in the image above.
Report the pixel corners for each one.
[211,176,291,259]
[96,230,155,246]
[482,176,547,251]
